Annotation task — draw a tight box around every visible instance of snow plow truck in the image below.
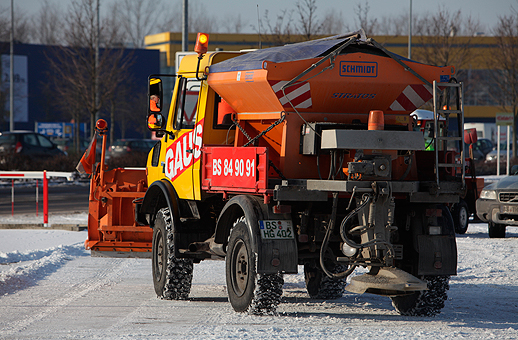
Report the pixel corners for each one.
[84,31,468,316]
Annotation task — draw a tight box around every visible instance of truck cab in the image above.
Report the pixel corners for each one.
[146,51,242,201]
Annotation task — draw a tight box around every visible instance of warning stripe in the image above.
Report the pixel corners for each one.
[269,80,313,109]
[389,84,433,111]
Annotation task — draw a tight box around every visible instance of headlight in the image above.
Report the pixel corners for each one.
[480,189,497,200]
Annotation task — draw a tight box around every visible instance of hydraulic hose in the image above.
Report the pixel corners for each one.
[398,152,414,181]
[338,193,396,263]
[339,193,372,248]
[319,193,369,279]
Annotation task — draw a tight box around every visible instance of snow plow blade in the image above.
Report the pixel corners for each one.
[84,120,153,258]
[346,267,428,296]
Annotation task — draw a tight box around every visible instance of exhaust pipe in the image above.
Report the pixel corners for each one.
[188,238,226,257]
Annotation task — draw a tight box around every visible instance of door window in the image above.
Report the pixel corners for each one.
[37,134,54,148]
[174,77,200,130]
[23,134,39,146]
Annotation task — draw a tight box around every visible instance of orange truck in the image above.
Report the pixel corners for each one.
[85,31,466,316]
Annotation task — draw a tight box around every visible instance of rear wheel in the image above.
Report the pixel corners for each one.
[304,261,347,299]
[452,200,469,234]
[226,216,283,315]
[391,275,450,316]
[488,222,506,238]
[152,207,193,300]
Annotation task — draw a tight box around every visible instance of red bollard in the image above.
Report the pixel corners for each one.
[43,170,48,227]
[36,179,39,217]
[11,179,14,216]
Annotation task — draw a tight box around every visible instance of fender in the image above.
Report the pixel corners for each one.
[216,195,298,274]
[137,179,180,229]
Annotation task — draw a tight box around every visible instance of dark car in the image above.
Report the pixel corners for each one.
[474,138,495,158]
[0,131,66,165]
[50,137,90,154]
[107,139,157,159]
[484,141,515,163]
[463,138,494,162]
[476,166,518,238]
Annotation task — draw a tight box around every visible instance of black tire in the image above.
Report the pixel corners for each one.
[152,207,193,300]
[391,275,450,316]
[304,261,347,299]
[488,222,506,238]
[226,216,283,315]
[452,200,469,234]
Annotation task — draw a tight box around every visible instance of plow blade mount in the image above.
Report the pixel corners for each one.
[346,267,427,296]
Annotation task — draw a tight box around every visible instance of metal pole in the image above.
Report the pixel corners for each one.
[10,0,14,131]
[182,0,188,51]
[36,179,39,217]
[43,170,48,227]
[11,179,14,216]
[497,125,501,175]
[408,0,412,59]
[507,125,511,175]
[94,0,100,126]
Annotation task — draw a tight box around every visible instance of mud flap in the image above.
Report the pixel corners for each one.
[417,235,457,276]
[256,238,298,275]
[346,267,428,295]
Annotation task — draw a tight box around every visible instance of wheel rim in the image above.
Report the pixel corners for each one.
[459,206,468,229]
[231,239,249,297]
[154,229,164,279]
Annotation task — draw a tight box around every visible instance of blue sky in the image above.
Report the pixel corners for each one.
[10,0,518,34]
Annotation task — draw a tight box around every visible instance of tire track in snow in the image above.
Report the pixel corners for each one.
[0,255,131,338]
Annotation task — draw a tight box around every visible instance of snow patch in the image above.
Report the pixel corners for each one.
[0,243,88,295]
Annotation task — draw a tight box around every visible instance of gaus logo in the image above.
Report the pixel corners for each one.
[164,119,203,181]
[340,61,378,77]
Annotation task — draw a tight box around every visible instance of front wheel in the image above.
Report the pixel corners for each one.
[452,200,469,234]
[152,207,193,300]
[488,222,506,238]
[391,275,450,316]
[226,216,283,315]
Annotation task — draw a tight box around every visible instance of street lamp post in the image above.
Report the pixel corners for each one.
[408,0,412,60]
[10,0,14,131]
[182,0,188,52]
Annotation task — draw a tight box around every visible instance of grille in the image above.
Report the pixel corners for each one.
[499,192,518,202]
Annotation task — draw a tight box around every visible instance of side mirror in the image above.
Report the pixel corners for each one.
[149,77,163,113]
[147,112,164,130]
[511,165,518,175]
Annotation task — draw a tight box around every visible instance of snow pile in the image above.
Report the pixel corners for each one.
[0,243,88,296]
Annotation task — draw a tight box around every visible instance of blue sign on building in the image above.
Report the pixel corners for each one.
[36,122,73,138]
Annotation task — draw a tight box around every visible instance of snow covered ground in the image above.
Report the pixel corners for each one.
[0,221,517,340]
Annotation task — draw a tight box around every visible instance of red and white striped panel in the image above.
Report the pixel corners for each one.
[388,84,433,111]
[269,80,313,109]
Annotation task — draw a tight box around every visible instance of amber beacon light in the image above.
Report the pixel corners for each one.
[195,32,209,56]
[368,110,384,130]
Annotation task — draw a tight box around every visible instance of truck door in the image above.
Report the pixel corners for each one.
[164,76,202,200]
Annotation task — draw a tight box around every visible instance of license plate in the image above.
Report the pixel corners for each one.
[500,205,518,214]
[259,220,294,240]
